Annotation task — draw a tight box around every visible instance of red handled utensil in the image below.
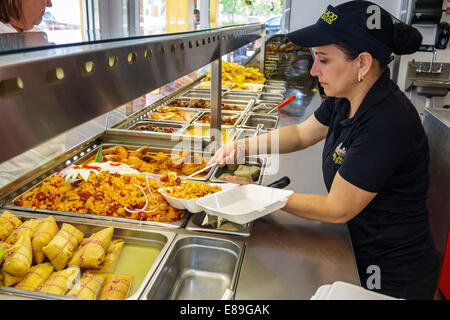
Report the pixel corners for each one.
[268,95,297,114]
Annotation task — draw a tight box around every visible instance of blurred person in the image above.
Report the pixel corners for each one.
[193,8,200,30]
[0,0,52,33]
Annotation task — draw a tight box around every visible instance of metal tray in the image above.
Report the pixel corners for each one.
[234,128,257,139]
[0,210,176,300]
[228,83,264,93]
[178,124,238,145]
[193,110,244,127]
[2,143,216,229]
[147,107,200,123]
[75,143,215,181]
[257,93,284,103]
[251,102,278,114]
[210,156,266,185]
[266,80,286,87]
[180,91,216,99]
[165,97,249,112]
[262,86,286,95]
[222,91,259,101]
[194,81,230,90]
[127,120,186,134]
[141,234,245,300]
[242,113,279,130]
[185,212,253,237]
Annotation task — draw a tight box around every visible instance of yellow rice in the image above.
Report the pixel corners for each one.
[14,172,184,223]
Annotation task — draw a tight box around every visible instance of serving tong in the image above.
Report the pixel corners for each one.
[253,95,297,114]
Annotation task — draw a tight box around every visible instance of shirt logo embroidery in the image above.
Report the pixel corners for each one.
[321,9,338,24]
[332,142,347,165]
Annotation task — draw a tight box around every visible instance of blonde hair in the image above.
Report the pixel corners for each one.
[0,0,22,23]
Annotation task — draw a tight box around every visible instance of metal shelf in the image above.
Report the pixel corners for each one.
[0,24,264,163]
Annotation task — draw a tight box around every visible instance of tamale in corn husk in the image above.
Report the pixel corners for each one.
[66,272,106,300]
[3,235,33,278]
[98,274,133,300]
[42,223,84,271]
[2,271,25,287]
[68,227,114,269]
[14,262,54,291]
[39,266,80,295]
[32,216,59,264]
[0,211,22,242]
[87,239,124,274]
[0,242,12,267]
[6,218,42,245]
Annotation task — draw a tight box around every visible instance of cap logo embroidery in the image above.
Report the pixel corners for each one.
[321,9,338,24]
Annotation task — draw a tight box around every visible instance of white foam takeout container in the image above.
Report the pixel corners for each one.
[195,184,294,224]
[158,183,238,213]
[310,281,401,300]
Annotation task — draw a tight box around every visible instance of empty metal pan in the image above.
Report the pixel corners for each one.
[142,235,244,300]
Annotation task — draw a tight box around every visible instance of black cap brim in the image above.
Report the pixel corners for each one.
[286,23,344,48]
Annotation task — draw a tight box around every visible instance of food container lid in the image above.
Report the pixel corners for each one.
[311,281,401,300]
[195,184,294,224]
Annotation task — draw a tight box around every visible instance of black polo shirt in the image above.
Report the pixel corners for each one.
[314,69,439,299]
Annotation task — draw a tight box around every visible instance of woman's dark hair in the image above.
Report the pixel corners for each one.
[0,0,22,23]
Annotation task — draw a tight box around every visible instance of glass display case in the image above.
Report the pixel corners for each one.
[0,24,264,188]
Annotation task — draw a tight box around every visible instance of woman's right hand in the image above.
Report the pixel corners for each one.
[207,139,247,167]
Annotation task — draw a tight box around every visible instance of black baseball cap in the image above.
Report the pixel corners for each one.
[286,1,421,64]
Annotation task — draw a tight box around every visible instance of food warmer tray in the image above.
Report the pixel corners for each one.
[257,93,285,103]
[262,86,286,95]
[221,91,260,101]
[177,124,239,146]
[141,234,245,300]
[0,135,219,229]
[113,94,254,132]
[126,120,187,134]
[264,80,286,87]
[209,156,266,185]
[185,211,253,237]
[228,83,264,93]
[250,102,279,114]
[241,113,280,130]
[147,107,201,124]
[193,110,246,128]
[71,143,216,181]
[0,210,177,300]
[234,128,257,139]
[180,90,220,100]
[163,97,253,112]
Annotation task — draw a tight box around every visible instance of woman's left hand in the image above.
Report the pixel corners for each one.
[225,175,253,185]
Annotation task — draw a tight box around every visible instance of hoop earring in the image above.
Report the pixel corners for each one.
[358,73,363,82]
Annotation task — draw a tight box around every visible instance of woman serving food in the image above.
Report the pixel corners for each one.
[208,1,440,300]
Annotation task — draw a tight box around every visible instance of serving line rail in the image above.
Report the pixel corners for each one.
[0,24,265,163]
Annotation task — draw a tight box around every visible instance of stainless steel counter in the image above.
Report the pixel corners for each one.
[423,108,450,260]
